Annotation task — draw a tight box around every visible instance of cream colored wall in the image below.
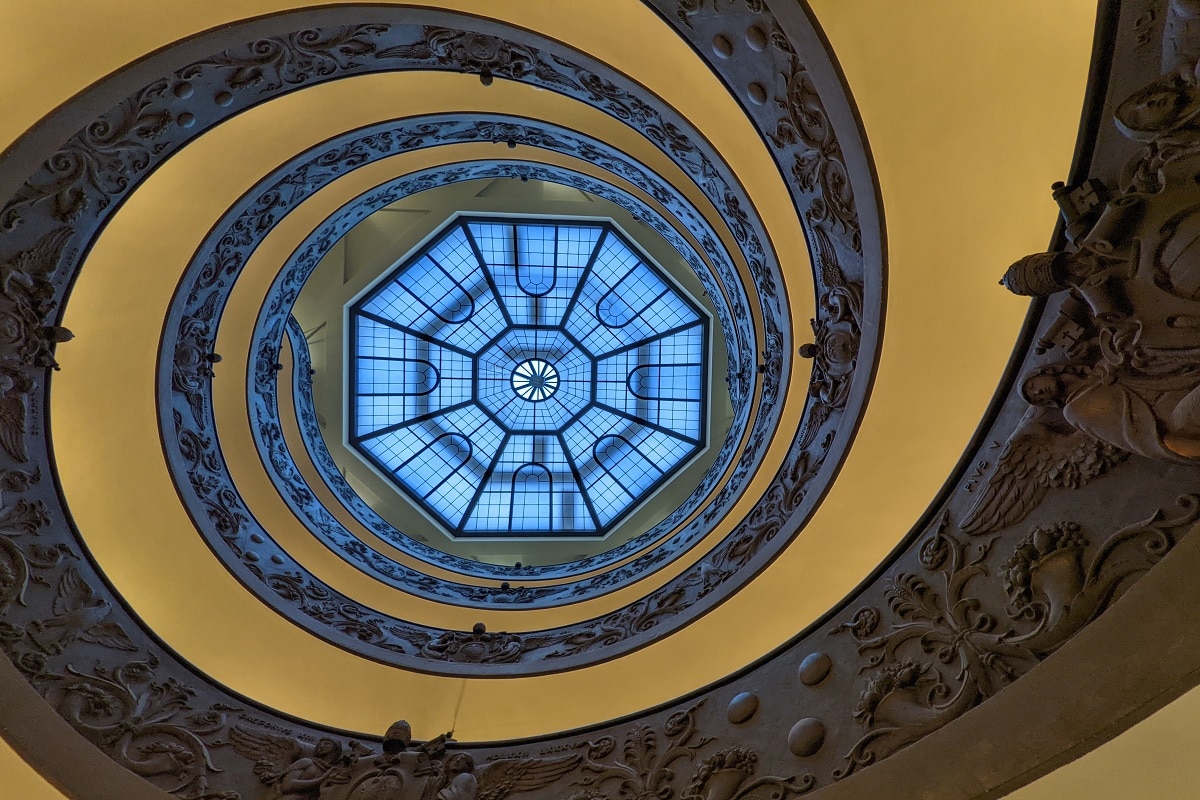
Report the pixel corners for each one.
[1008,684,1200,799]
[0,737,65,799]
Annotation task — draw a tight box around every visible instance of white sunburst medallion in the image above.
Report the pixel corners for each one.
[347,215,710,539]
[511,358,560,401]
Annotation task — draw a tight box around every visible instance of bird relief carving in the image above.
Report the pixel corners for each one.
[0,226,74,369]
[29,565,136,654]
[968,0,1200,534]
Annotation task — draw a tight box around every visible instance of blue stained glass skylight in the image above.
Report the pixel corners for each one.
[348,217,709,539]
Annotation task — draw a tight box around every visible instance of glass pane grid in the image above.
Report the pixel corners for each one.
[348,216,707,538]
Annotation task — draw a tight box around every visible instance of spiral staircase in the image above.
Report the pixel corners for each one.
[3,2,1200,798]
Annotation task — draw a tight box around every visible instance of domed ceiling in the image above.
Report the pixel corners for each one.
[14,3,1200,800]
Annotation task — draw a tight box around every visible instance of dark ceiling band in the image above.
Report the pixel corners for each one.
[0,2,957,798]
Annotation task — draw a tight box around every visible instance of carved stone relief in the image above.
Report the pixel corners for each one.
[245,144,756,600]
[142,16,873,672]
[835,496,1200,778]
[4,3,1194,800]
[961,0,1200,538]
[0,228,75,369]
[569,704,814,800]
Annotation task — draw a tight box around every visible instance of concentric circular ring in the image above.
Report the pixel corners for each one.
[8,0,892,745]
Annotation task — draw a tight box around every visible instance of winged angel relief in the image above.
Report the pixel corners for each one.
[231,720,580,800]
[964,0,1200,534]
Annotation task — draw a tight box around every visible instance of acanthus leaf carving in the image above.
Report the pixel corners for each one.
[573,703,714,799]
[30,655,244,800]
[185,26,390,95]
[0,82,173,231]
[0,493,60,612]
[560,703,814,800]
[835,494,1200,779]
[769,58,860,253]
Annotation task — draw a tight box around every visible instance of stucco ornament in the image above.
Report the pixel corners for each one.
[305,719,582,800]
[1000,0,1200,468]
[836,495,1200,778]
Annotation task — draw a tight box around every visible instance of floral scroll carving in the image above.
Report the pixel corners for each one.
[770,57,860,254]
[186,26,390,94]
[571,703,813,800]
[835,495,1200,778]
[377,29,547,84]
[6,651,243,800]
[0,86,174,231]
[799,227,864,449]
[416,625,527,665]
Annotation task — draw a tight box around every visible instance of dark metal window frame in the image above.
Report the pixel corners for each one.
[347,215,709,539]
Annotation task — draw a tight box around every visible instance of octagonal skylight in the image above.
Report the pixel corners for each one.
[348,216,709,539]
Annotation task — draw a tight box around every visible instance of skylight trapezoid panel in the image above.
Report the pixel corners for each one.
[350,319,473,437]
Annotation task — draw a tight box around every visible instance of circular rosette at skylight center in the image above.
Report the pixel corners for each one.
[477,329,591,428]
[348,216,710,540]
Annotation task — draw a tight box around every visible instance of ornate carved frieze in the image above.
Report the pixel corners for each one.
[187,25,391,95]
[797,227,863,449]
[0,228,74,369]
[769,56,860,254]
[835,495,1200,778]
[0,82,176,232]
[143,17,867,672]
[570,703,813,800]
[6,3,1192,800]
